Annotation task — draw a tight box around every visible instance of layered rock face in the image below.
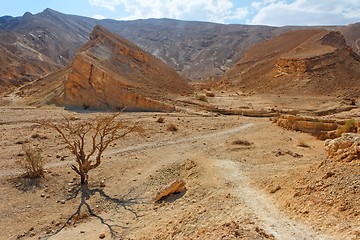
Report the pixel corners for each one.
[275,31,349,74]
[63,26,192,111]
[221,29,360,97]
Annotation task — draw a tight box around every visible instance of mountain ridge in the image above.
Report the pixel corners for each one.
[0,8,359,94]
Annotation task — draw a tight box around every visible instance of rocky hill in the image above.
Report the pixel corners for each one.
[0,8,359,95]
[19,26,192,111]
[0,9,99,92]
[219,29,360,97]
[0,9,306,93]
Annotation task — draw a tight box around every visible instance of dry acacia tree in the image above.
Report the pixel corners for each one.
[45,114,134,185]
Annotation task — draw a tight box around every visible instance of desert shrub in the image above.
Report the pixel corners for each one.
[167,123,178,132]
[31,133,48,140]
[297,140,310,148]
[18,144,45,178]
[156,117,165,123]
[336,119,357,137]
[232,140,252,146]
[195,94,208,102]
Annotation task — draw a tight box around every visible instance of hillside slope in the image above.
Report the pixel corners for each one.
[0,9,301,93]
[15,26,192,111]
[0,9,359,94]
[219,29,360,97]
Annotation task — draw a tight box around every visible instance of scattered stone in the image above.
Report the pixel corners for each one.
[60,200,66,204]
[322,171,335,179]
[41,194,45,198]
[269,185,281,194]
[274,149,303,158]
[100,180,106,187]
[99,232,106,239]
[80,230,85,234]
[155,179,186,202]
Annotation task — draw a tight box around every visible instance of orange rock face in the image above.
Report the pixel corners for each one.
[63,26,192,111]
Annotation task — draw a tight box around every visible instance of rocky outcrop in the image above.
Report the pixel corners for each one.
[275,31,348,75]
[221,29,360,97]
[274,115,360,140]
[63,26,192,111]
[325,133,360,162]
[274,115,340,139]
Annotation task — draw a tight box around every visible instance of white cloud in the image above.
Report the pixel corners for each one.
[249,0,360,26]
[89,0,249,23]
[92,14,107,19]
[89,0,122,11]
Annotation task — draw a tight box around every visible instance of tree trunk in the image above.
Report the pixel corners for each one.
[80,172,88,185]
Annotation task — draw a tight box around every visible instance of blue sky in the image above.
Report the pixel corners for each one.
[1,0,359,26]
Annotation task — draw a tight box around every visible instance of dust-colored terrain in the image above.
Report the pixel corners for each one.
[1,93,359,240]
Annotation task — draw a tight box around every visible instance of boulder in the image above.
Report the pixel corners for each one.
[325,133,360,162]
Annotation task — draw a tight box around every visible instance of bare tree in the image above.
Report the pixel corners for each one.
[44,114,134,184]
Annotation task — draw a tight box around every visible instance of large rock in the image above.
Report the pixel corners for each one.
[63,25,192,111]
[325,133,360,162]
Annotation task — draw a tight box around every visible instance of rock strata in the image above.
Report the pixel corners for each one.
[64,26,192,111]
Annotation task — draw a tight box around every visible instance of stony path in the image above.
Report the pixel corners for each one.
[215,159,335,240]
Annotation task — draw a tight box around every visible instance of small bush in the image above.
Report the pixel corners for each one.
[336,119,357,136]
[167,123,178,132]
[297,141,311,148]
[31,133,48,140]
[18,144,45,178]
[232,140,252,146]
[195,95,208,102]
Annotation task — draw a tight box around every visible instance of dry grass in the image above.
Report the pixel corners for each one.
[232,140,252,146]
[336,119,357,136]
[297,140,311,148]
[18,144,45,178]
[195,94,208,102]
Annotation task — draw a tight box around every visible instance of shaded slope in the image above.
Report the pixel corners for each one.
[219,29,360,97]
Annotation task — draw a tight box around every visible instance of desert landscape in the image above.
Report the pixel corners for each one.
[0,8,359,240]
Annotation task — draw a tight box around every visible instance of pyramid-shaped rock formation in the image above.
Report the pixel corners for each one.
[63,25,192,111]
[219,29,360,97]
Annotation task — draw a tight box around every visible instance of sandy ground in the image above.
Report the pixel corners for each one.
[0,93,359,240]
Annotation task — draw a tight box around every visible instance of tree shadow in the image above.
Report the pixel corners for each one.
[43,184,144,239]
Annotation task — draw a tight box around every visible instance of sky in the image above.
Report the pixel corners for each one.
[0,0,359,26]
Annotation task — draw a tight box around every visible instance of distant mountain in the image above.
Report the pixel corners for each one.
[219,29,360,97]
[0,9,97,92]
[0,8,359,94]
